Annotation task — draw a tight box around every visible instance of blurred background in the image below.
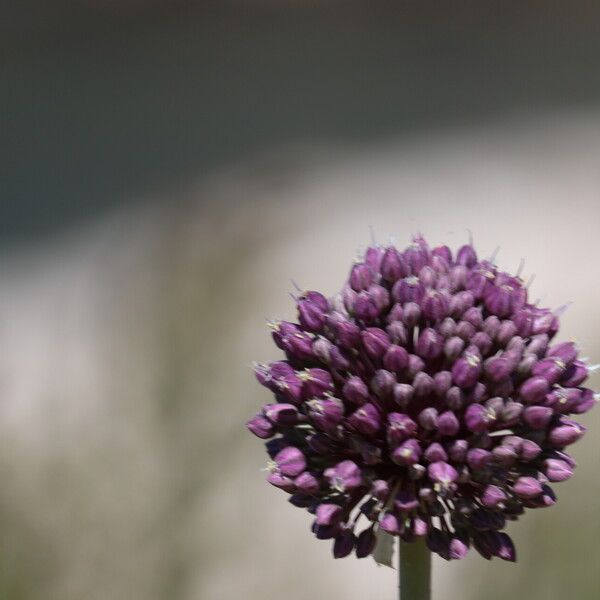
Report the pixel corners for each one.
[1,2,600,599]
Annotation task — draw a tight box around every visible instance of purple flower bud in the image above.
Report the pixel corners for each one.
[572,388,598,414]
[355,528,377,558]
[448,290,474,318]
[481,315,500,340]
[445,336,465,362]
[348,403,382,436]
[387,413,418,447]
[405,236,431,272]
[437,410,460,436]
[449,536,470,560]
[438,317,456,338]
[371,369,396,399]
[383,345,409,372]
[432,244,452,263]
[418,407,439,431]
[353,291,380,321]
[445,386,465,411]
[484,355,513,383]
[267,471,295,492]
[548,421,586,446]
[391,439,422,465]
[424,442,448,463]
[519,376,550,403]
[377,511,400,535]
[456,244,477,267]
[406,354,426,379]
[307,397,344,432]
[333,529,356,558]
[300,368,334,398]
[501,400,523,426]
[458,305,480,327]
[561,360,588,387]
[264,403,299,426]
[492,532,516,562]
[402,302,422,328]
[513,476,543,499]
[247,414,275,439]
[416,327,443,360]
[527,334,549,357]
[371,479,390,500]
[547,341,578,365]
[342,376,369,406]
[325,460,363,492]
[523,406,553,430]
[433,371,452,397]
[452,351,482,388]
[294,472,320,494]
[484,285,512,317]
[412,373,433,399]
[544,458,574,482]
[421,289,449,321]
[395,491,419,513]
[419,266,438,288]
[269,321,298,349]
[532,357,567,385]
[471,331,493,356]
[349,262,374,291]
[364,245,384,271]
[330,315,361,349]
[465,403,496,433]
[298,299,326,332]
[361,327,391,361]
[428,461,458,486]
[392,276,426,305]
[387,321,408,345]
[381,247,408,282]
[393,383,414,408]
[482,485,507,508]
[520,439,542,461]
[316,503,344,526]
[448,439,468,462]
[455,320,476,341]
[492,445,517,466]
[282,329,314,361]
[312,336,334,364]
[274,447,306,477]
[467,448,492,470]
[496,320,518,346]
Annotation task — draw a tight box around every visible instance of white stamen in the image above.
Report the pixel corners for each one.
[554,302,573,316]
[516,258,525,278]
[488,246,500,264]
[369,225,377,246]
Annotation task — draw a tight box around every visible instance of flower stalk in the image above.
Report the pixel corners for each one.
[399,540,431,600]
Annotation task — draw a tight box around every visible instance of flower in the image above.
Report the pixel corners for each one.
[248,236,597,562]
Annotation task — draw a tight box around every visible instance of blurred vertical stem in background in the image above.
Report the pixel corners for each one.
[399,540,431,600]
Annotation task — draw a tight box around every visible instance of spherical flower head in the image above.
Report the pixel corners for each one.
[249,235,597,562]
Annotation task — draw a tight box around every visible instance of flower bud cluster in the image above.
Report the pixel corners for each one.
[248,236,596,561]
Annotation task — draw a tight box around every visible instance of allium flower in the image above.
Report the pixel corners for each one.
[248,236,596,562]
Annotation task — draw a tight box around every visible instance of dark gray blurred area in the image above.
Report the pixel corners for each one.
[3,1,600,244]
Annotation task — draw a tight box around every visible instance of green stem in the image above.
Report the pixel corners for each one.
[398,540,431,600]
